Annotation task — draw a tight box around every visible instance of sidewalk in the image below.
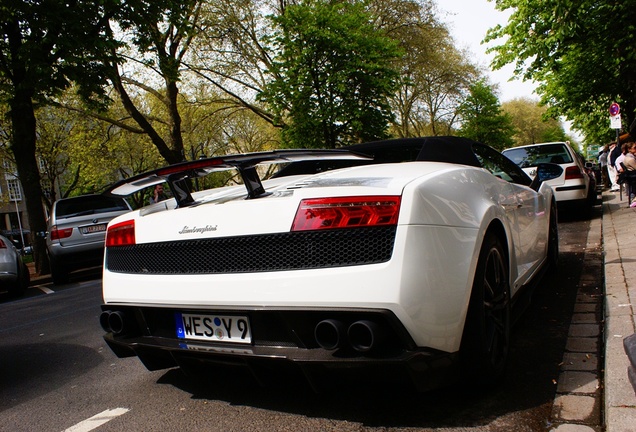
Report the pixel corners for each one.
[26,261,51,285]
[602,190,636,431]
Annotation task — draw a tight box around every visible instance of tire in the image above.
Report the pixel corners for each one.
[51,262,69,285]
[460,233,511,387]
[8,263,29,298]
[547,201,559,272]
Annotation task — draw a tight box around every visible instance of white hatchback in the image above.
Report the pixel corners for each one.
[503,142,596,212]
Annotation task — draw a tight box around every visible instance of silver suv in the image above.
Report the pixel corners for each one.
[46,194,131,284]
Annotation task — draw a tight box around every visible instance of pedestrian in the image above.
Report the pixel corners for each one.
[608,142,621,191]
[615,142,630,174]
[599,144,609,189]
[149,184,168,204]
[623,141,636,171]
[618,141,636,207]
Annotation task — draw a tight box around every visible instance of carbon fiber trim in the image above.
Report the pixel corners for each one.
[105,226,396,274]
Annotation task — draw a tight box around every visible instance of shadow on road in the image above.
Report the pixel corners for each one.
[0,343,103,413]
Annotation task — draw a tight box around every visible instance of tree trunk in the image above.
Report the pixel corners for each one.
[9,88,51,275]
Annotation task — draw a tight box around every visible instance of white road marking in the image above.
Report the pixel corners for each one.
[62,408,129,432]
[35,285,55,294]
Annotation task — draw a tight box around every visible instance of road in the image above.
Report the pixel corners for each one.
[0,209,601,432]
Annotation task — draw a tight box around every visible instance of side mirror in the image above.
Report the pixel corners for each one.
[536,163,564,182]
[530,163,564,191]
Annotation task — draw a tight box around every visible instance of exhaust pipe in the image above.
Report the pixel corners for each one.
[314,319,346,350]
[108,311,127,335]
[100,310,128,335]
[348,320,384,352]
[99,311,112,332]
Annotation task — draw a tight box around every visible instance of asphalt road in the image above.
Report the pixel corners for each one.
[0,209,600,432]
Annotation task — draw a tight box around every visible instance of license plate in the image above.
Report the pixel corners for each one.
[80,224,106,234]
[175,313,251,344]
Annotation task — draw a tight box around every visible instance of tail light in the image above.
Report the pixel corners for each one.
[106,220,136,247]
[0,238,6,248]
[565,166,584,180]
[292,196,401,231]
[50,226,73,240]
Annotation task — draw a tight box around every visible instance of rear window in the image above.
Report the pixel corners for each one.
[503,144,573,168]
[55,195,130,219]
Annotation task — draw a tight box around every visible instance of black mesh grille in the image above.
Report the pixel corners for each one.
[105,226,396,275]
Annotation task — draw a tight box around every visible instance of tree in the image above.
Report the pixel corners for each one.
[485,0,636,145]
[458,81,515,150]
[378,0,480,138]
[259,0,402,148]
[0,0,120,274]
[502,97,567,146]
[102,0,206,165]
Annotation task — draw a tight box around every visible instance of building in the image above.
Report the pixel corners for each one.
[0,158,31,250]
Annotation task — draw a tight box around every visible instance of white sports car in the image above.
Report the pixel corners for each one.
[100,136,561,391]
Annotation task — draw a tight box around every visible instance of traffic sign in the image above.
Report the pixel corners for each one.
[610,103,620,116]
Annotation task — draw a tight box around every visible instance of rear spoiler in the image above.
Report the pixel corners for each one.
[104,149,372,208]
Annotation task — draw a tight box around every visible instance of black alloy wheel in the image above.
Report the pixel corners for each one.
[460,233,511,386]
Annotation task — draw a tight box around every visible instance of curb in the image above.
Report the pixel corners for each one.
[550,212,603,431]
[26,262,52,285]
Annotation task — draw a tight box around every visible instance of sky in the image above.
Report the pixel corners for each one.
[438,0,538,103]
[437,1,585,141]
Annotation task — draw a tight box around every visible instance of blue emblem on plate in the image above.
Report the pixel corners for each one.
[175,313,185,338]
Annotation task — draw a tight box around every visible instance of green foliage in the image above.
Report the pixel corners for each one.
[458,81,515,151]
[383,1,480,137]
[259,0,402,148]
[502,97,566,146]
[486,0,636,145]
[35,99,165,204]
[0,0,120,106]
[0,0,123,273]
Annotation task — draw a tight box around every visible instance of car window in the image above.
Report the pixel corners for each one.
[472,143,532,186]
[502,143,573,168]
[55,196,130,219]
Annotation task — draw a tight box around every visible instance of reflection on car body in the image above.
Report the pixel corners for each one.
[99,136,561,391]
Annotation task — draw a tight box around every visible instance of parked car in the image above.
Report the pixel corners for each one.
[0,234,30,297]
[9,239,32,256]
[502,141,597,212]
[99,136,562,391]
[46,194,131,284]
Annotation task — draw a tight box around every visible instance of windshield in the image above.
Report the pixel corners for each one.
[503,143,573,168]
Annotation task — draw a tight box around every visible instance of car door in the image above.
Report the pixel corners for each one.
[472,144,548,290]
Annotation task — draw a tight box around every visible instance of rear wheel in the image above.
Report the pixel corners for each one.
[51,261,69,285]
[8,262,29,297]
[460,233,510,386]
